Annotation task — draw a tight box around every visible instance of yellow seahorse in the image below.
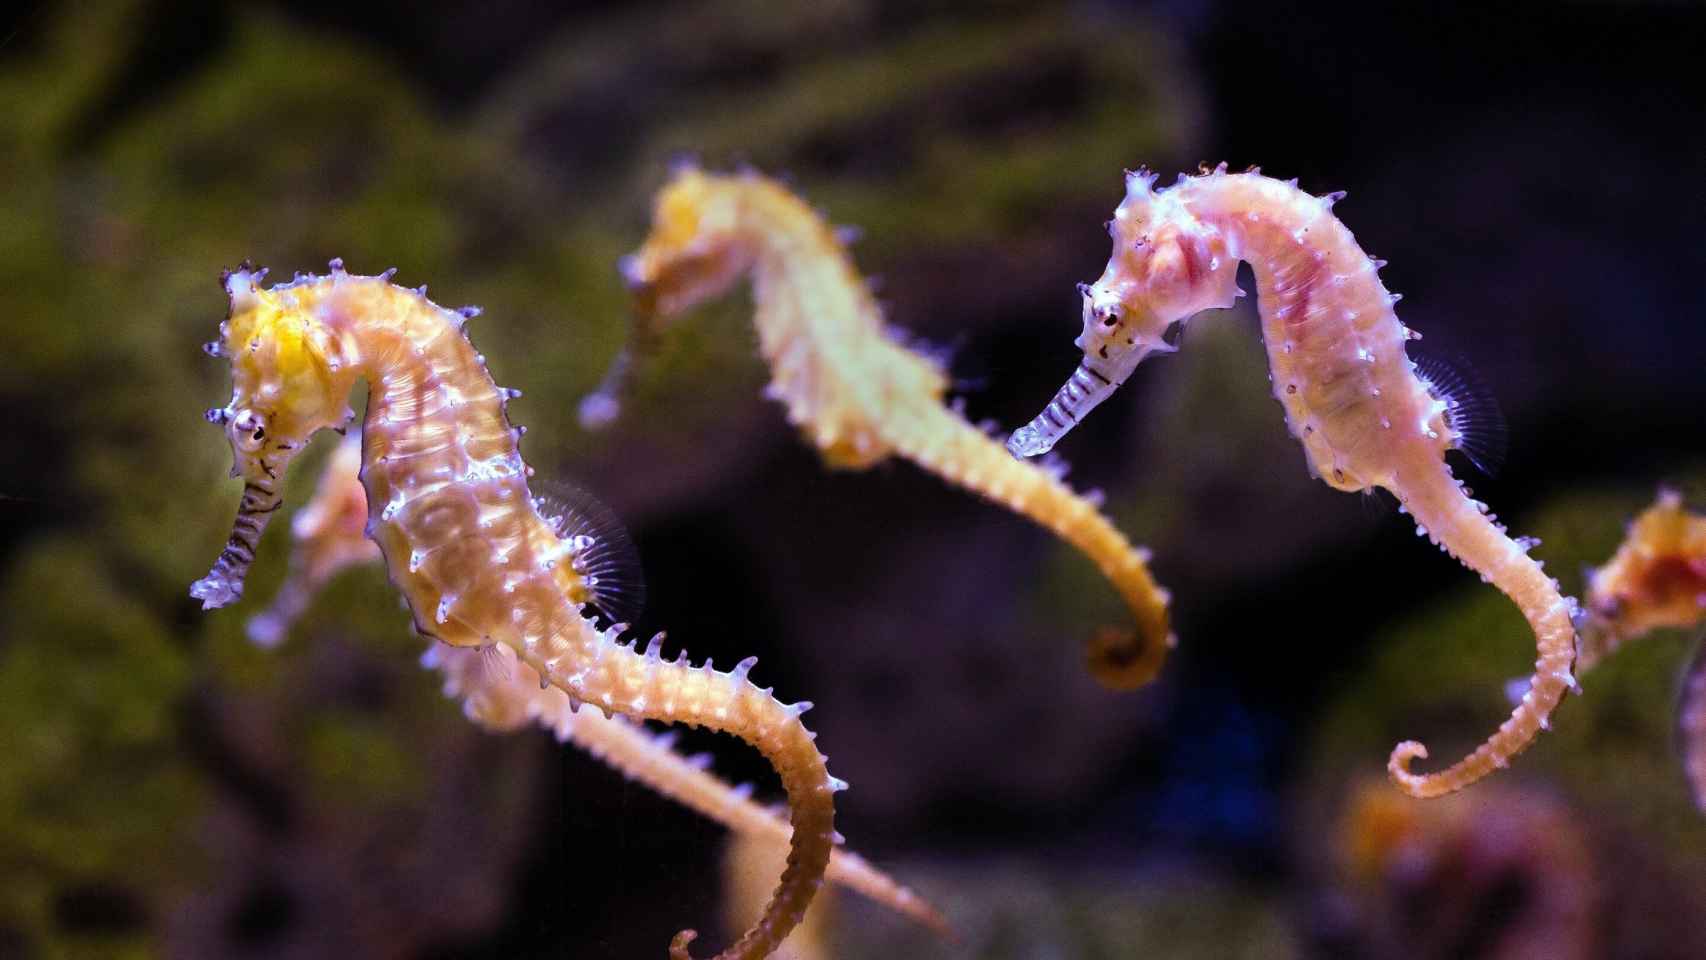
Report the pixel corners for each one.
[1576,489,1706,810]
[192,261,840,960]
[247,432,948,935]
[1579,489,1706,669]
[578,166,1175,689]
[1007,165,1579,797]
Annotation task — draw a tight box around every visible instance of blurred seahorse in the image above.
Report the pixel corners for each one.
[247,432,948,934]
[578,166,1175,689]
[724,832,833,960]
[1006,165,1578,797]
[191,261,841,960]
[1579,489,1706,670]
[1575,490,1706,810]
[1334,778,1599,960]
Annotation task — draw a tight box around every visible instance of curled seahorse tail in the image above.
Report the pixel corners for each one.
[526,634,837,960]
[537,675,948,935]
[1084,624,1171,691]
[1387,465,1578,798]
[886,405,1174,689]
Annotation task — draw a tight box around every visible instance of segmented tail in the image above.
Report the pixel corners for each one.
[890,402,1173,688]
[522,629,841,960]
[426,641,950,934]
[1387,464,1578,797]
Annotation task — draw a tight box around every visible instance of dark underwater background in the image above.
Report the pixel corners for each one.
[3,1,1705,957]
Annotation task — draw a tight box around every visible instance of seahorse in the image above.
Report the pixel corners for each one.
[1335,778,1599,960]
[245,431,948,935]
[579,166,1175,689]
[1579,489,1706,670]
[191,261,841,960]
[1006,165,1579,797]
[1576,489,1706,811]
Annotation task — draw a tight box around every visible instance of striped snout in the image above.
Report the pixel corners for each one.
[191,479,283,609]
[1006,358,1119,459]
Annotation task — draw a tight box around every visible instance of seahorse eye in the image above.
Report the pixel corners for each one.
[232,409,268,452]
[1096,304,1123,329]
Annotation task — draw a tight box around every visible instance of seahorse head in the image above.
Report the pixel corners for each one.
[193,263,355,609]
[208,264,351,483]
[1008,170,1239,458]
[619,165,756,319]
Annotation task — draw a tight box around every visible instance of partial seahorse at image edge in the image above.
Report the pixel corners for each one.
[1569,489,1706,813]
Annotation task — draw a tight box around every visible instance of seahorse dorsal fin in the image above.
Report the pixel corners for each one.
[882,323,960,375]
[1412,347,1508,477]
[532,478,646,627]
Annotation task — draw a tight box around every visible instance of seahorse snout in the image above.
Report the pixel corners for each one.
[1007,358,1123,459]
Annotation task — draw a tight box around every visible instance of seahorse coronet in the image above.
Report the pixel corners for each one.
[194,262,843,959]
[581,165,1177,690]
[1011,166,1582,796]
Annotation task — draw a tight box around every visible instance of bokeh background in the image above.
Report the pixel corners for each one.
[3,1,1705,957]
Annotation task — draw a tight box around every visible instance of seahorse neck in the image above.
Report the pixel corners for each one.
[738,181,883,359]
[1174,173,1381,319]
[730,178,947,464]
[1168,173,1432,493]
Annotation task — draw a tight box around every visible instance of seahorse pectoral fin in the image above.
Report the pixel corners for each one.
[1411,347,1508,477]
[1006,358,1123,458]
[532,476,647,626]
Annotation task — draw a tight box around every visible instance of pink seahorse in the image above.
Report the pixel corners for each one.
[1007,166,1578,798]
